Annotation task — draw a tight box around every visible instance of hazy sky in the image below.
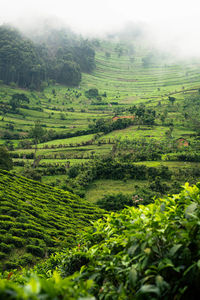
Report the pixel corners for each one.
[1,0,200,56]
[1,0,199,33]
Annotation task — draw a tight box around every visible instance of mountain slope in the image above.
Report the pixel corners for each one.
[0,170,103,270]
[82,41,200,101]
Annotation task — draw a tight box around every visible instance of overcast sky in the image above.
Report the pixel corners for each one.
[1,0,200,56]
[1,0,199,32]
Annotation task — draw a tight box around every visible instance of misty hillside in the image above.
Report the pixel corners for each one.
[0,169,103,270]
[82,39,200,100]
[0,25,95,89]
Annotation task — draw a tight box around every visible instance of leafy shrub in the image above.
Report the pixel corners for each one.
[47,247,57,255]
[0,169,103,269]
[11,236,25,248]
[25,229,44,239]
[0,230,6,235]
[27,238,45,247]
[0,252,6,260]
[18,253,34,266]
[0,215,13,221]
[96,193,134,211]
[8,210,19,217]
[0,243,13,253]
[4,261,19,270]
[0,221,14,230]
[10,228,25,237]
[26,245,45,258]
[61,252,90,276]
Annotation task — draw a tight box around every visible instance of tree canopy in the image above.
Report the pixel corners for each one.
[0,25,96,89]
[0,146,13,170]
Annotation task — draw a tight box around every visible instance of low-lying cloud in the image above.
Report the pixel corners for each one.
[1,0,200,58]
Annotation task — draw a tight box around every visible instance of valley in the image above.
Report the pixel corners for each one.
[0,23,200,299]
[1,37,200,201]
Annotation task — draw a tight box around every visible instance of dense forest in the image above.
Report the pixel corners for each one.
[0,25,95,89]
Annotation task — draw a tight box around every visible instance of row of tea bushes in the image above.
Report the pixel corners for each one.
[0,170,103,270]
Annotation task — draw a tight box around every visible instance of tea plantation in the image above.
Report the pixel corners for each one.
[0,170,103,271]
[0,182,200,299]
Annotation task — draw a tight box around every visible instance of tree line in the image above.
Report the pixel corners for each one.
[0,25,95,89]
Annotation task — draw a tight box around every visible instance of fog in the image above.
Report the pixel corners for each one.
[1,0,200,58]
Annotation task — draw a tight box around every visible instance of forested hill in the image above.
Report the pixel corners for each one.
[0,170,103,270]
[0,25,95,89]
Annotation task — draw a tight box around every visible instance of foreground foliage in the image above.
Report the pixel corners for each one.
[1,182,200,299]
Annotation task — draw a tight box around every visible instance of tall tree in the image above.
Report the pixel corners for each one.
[29,121,46,154]
[0,146,13,170]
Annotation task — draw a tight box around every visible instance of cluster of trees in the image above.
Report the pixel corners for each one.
[85,88,99,99]
[9,93,30,111]
[0,25,95,89]
[66,155,172,196]
[128,105,156,125]
[0,26,45,89]
[113,138,181,161]
[96,193,134,211]
[84,88,107,101]
[89,117,134,134]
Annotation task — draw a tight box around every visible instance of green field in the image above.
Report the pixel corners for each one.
[85,179,147,202]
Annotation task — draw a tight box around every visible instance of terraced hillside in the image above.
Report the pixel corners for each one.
[82,41,200,102]
[1,39,200,197]
[0,170,103,270]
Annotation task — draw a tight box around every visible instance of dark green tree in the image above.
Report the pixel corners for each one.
[58,61,81,86]
[9,93,29,111]
[29,121,46,153]
[168,96,176,105]
[0,146,13,170]
[96,193,133,211]
[85,88,99,98]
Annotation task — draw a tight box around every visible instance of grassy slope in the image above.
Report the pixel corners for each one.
[82,41,200,101]
[0,170,103,270]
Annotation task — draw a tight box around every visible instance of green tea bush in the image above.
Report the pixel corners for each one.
[0,230,6,235]
[27,238,45,247]
[10,236,25,248]
[8,210,19,217]
[10,228,25,237]
[0,221,14,230]
[38,182,200,299]
[4,261,19,270]
[1,183,200,298]
[0,215,13,221]
[0,252,6,260]
[25,229,44,239]
[0,243,13,253]
[18,253,34,266]
[26,245,45,258]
